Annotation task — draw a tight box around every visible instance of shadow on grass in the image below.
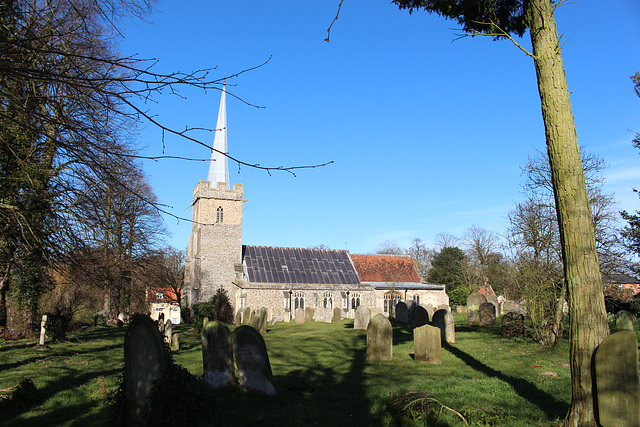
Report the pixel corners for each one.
[215,332,373,426]
[444,342,568,420]
[391,321,413,345]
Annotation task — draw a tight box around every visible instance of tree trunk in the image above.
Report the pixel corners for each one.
[525,0,609,425]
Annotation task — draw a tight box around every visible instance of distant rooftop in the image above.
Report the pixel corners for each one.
[350,254,421,283]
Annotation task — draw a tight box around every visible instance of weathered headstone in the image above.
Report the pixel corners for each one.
[425,304,435,318]
[243,308,251,325]
[479,302,496,327]
[594,331,640,427]
[39,314,48,346]
[235,309,243,327]
[295,308,305,324]
[431,309,448,345]
[332,307,342,323]
[202,317,209,328]
[501,312,525,337]
[395,302,408,323]
[254,307,268,334]
[616,310,635,332]
[414,324,442,364]
[409,305,429,329]
[444,311,455,344]
[249,310,257,326]
[158,312,165,324]
[467,292,487,326]
[354,305,371,330]
[171,333,181,351]
[366,314,392,361]
[124,315,168,422]
[486,294,499,314]
[232,325,276,395]
[304,307,314,323]
[202,321,234,388]
[501,300,525,315]
[164,319,172,344]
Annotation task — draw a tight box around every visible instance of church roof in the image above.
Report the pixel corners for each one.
[350,254,422,283]
[242,245,360,285]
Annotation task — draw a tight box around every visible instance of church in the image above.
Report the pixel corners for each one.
[182,87,449,322]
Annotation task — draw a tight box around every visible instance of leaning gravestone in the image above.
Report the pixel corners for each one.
[501,312,525,337]
[232,325,276,395]
[467,292,487,326]
[235,309,243,327]
[409,305,429,329]
[616,310,635,332]
[431,309,448,345]
[479,302,496,327]
[594,331,640,427]
[295,308,305,324]
[414,324,442,364]
[243,308,251,325]
[124,315,168,422]
[202,321,234,388]
[395,302,408,323]
[332,307,342,323]
[354,306,371,330]
[366,314,392,361]
[304,307,314,323]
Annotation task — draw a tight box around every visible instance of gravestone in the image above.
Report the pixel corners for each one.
[409,305,429,329]
[202,321,234,388]
[414,324,442,364]
[243,308,251,325]
[158,312,165,324]
[164,319,172,344]
[431,309,448,345]
[304,307,314,323]
[501,300,525,315]
[425,304,435,318]
[486,294,499,314]
[171,333,181,351]
[354,306,371,330]
[444,311,455,344]
[366,314,392,361]
[594,331,640,427]
[124,315,168,422]
[395,302,408,323]
[467,292,487,326]
[438,304,451,312]
[232,325,276,395]
[235,309,243,327]
[202,317,209,329]
[39,314,48,346]
[479,302,496,327]
[332,307,342,323]
[501,312,525,337]
[616,310,635,332]
[295,308,305,324]
[255,307,268,334]
[249,310,257,326]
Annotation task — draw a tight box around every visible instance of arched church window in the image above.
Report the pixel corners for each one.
[323,292,333,309]
[294,292,304,310]
[216,206,223,223]
[383,291,402,313]
[351,293,361,310]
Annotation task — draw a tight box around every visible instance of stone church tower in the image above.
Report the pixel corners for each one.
[183,85,244,310]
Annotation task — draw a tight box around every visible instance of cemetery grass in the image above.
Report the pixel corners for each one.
[0,315,593,426]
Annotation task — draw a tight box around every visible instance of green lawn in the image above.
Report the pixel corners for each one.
[1,314,575,426]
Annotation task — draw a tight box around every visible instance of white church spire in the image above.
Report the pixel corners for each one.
[207,84,229,189]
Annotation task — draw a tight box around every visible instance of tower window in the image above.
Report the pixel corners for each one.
[216,206,223,223]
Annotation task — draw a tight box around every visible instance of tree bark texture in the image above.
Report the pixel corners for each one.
[525,0,609,425]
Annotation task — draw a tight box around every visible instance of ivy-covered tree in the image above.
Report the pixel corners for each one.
[387,1,609,424]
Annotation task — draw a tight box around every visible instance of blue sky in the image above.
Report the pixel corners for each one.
[119,0,640,254]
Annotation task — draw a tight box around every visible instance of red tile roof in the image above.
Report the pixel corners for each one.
[148,288,180,303]
[350,254,421,283]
